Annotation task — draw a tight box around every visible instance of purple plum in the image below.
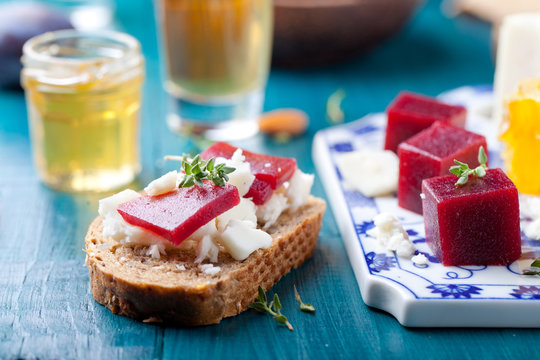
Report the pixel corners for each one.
[0,2,73,88]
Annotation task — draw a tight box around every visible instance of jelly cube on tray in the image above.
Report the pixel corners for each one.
[384,91,467,153]
[398,122,487,214]
[117,182,240,246]
[201,142,297,205]
[500,78,540,195]
[422,168,521,266]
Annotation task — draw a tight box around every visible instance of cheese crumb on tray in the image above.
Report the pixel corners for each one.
[336,149,398,197]
[367,213,415,257]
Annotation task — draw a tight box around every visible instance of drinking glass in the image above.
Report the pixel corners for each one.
[154,0,273,140]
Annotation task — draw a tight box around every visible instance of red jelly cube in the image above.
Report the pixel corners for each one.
[398,122,487,214]
[201,142,297,205]
[117,182,240,246]
[384,91,467,153]
[422,168,521,266]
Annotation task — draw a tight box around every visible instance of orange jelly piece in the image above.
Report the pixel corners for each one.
[500,79,540,194]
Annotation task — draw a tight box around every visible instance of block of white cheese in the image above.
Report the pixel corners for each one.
[216,198,257,232]
[286,169,314,211]
[336,149,398,197]
[256,192,289,229]
[493,13,540,128]
[216,149,255,197]
[221,220,272,260]
[144,170,178,196]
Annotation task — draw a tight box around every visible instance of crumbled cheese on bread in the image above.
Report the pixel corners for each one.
[257,192,289,229]
[146,244,166,259]
[195,235,219,264]
[367,213,415,257]
[216,198,257,232]
[200,263,221,275]
[221,220,272,260]
[144,170,178,196]
[216,149,255,197]
[287,170,314,211]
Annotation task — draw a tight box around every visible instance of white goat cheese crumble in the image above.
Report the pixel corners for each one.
[257,192,289,229]
[146,244,166,259]
[336,149,398,197]
[200,263,221,275]
[287,170,314,212]
[520,195,540,240]
[367,213,415,257]
[144,170,178,196]
[216,149,255,197]
[221,219,273,260]
[411,253,428,265]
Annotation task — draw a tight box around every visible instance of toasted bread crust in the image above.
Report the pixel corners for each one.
[85,196,325,326]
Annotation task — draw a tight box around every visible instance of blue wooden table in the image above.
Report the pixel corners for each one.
[2,0,539,359]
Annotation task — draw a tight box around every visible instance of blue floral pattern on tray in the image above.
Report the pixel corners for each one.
[427,284,482,299]
[511,286,540,300]
[314,86,540,304]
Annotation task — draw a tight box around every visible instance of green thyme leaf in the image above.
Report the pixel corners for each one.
[300,303,316,313]
[478,146,488,164]
[449,146,488,187]
[178,155,235,189]
[449,166,462,176]
[273,293,282,312]
[521,258,540,275]
[250,286,293,331]
[206,158,214,171]
[258,285,267,304]
[294,285,315,313]
[456,175,468,186]
[274,315,288,324]
[248,302,268,313]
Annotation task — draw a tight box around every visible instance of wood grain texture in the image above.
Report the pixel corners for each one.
[2,0,540,359]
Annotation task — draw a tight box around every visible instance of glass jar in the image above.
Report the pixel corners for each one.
[21,30,144,192]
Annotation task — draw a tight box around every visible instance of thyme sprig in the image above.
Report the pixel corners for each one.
[523,258,540,276]
[249,286,293,331]
[178,155,235,188]
[449,146,488,186]
[294,285,315,313]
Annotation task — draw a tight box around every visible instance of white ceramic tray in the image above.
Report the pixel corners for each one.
[313,86,540,327]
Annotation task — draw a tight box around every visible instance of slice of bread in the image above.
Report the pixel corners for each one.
[85,196,326,326]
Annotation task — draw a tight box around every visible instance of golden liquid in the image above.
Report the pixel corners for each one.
[159,0,272,98]
[23,74,142,192]
[500,78,540,194]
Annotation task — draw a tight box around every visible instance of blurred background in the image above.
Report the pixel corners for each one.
[1,0,509,159]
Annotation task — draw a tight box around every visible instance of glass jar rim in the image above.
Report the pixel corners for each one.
[22,29,141,66]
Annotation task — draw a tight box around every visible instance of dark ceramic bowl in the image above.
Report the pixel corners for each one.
[272,0,423,67]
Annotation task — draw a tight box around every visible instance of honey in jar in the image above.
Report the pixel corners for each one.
[21,30,144,192]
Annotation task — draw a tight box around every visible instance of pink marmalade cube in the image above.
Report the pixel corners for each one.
[384,91,467,153]
[422,168,522,266]
[397,122,487,214]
